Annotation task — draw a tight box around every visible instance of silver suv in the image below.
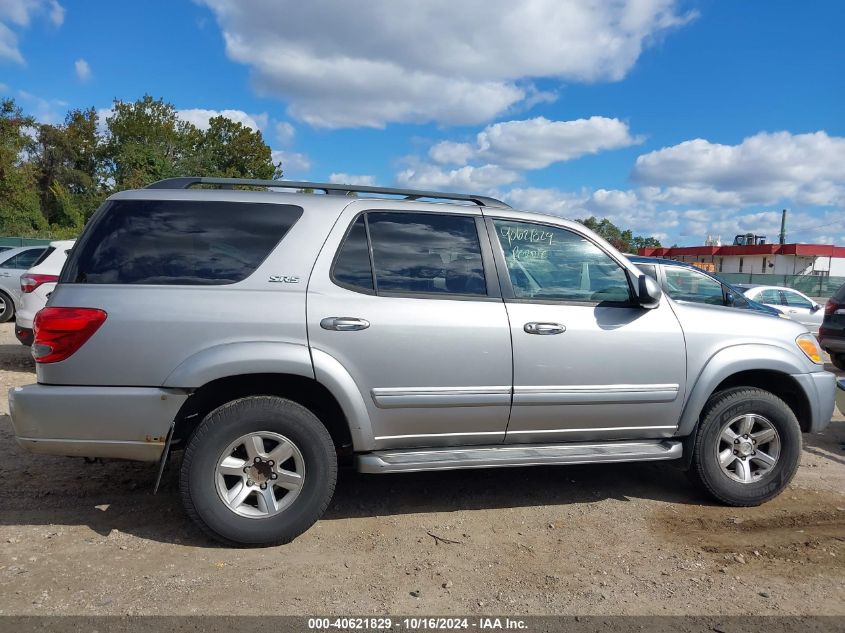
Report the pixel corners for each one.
[9,177,837,546]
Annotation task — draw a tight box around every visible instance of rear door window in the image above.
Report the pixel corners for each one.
[4,248,46,270]
[333,212,487,296]
[368,212,485,296]
[62,199,302,285]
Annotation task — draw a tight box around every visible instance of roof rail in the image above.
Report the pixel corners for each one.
[145,177,511,208]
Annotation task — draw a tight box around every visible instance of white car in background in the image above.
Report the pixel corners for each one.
[735,284,824,335]
[15,240,75,346]
[0,245,49,323]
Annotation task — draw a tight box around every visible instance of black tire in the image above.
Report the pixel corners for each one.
[689,387,801,506]
[0,291,14,323]
[180,396,337,546]
[832,353,845,371]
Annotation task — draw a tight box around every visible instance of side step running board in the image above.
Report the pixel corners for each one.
[357,440,682,474]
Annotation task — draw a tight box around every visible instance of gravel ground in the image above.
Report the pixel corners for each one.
[0,321,842,616]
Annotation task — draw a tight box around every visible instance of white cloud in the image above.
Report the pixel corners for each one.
[46,0,63,25]
[501,185,681,243]
[198,0,695,128]
[430,116,642,170]
[397,162,520,192]
[0,23,22,63]
[272,149,311,174]
[633,131,845,208]
[500,184,845,246]
[429,141,474,166]
[274,121,295,146]
[678,208,845,243]
[328,173,376,186]
[74,57,91,82]
[16,89,67,123]
[177,108,268,132]
[0,0,64,63]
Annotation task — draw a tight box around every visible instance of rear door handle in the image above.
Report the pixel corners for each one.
[320,317,370,331]
[524,322,566,335]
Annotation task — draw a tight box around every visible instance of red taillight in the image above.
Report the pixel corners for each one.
[20,273,59,294]
[825,299,842,316]
[32,307,107,363]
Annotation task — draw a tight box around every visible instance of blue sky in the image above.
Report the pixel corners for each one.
[2,0,844,246]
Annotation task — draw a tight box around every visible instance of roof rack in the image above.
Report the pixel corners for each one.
[145,177,511,208]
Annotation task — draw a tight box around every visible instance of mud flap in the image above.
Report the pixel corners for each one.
[153,423,175,494]
[679,427,697,470]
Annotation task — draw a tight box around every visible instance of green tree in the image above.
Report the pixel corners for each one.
[187,115,281,180]
[0,99,46,235]
[0,95,285,237]
[576,216,661,253]
[103,95,195,189]
[33,107,104,229]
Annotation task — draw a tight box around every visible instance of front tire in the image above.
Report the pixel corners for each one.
[832,353,845,371]
[689,387,801,506]
[180,396,337,546]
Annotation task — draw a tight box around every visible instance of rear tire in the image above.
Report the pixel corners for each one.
[0,291,14,323]
[180,396,337,546]
[832,353,845,371]
[689,387,801,506]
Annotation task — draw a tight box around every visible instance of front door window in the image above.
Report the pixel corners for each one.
[492,219,631,304]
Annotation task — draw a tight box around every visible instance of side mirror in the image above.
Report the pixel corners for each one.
[724,290,735,305]
[811,303,821,312]
[637,274,663,309]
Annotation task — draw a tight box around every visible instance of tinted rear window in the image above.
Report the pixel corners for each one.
[62,199,302,285]
[834,282,845,302]
[368,212,486,296]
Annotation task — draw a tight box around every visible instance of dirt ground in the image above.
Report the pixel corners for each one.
[0,321,842,616]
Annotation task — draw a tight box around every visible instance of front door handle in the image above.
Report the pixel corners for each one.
[524,322,566,335]
[320,317,370,331]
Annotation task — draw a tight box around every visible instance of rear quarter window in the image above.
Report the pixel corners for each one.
[62,199,302,285]
[31,247,56,268]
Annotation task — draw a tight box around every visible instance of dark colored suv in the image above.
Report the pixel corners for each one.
[819,282,845,370]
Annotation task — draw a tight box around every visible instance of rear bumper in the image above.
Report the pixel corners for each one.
[14,326,33,346]
[15,311,34,329]
[9,384,190,462]
[818,331,845,354]
[791,371,837,433]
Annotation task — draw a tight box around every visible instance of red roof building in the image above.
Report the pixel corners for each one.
[637,243,845,276]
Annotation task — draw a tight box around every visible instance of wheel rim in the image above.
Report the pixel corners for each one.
[215,431,305,519]
[716,413,781,484]
[0,296,6,314]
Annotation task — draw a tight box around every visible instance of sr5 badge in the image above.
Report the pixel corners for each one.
[269,275,300,283]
